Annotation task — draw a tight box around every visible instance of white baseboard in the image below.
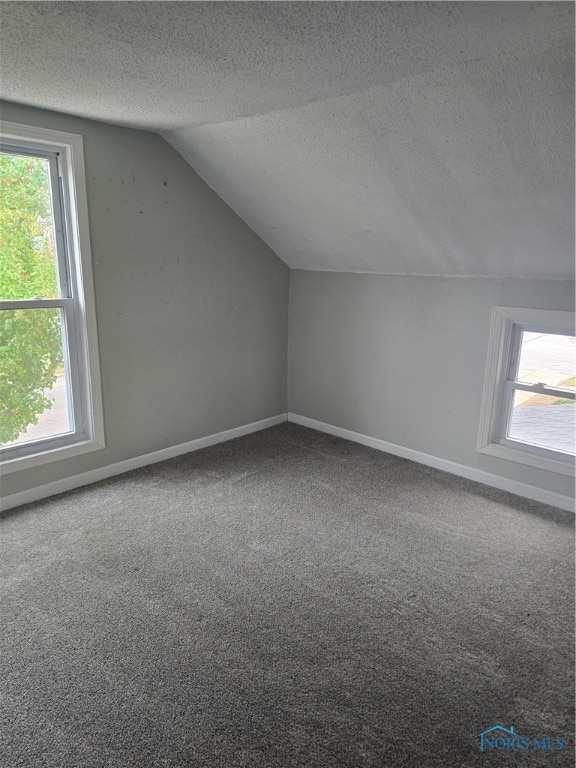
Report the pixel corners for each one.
[288,413,575,513]
[3,411,573,515]
[0,413,288,513]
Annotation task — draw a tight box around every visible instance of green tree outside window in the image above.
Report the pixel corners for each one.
[0,153,64,445]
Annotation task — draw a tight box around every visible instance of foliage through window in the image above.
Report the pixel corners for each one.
[0,152,66,445]
[0,124,103,469]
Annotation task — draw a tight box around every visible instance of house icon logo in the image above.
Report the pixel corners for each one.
[477,724,568,752]
[477,725,517,752]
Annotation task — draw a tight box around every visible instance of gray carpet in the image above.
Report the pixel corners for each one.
[0,423,573,767]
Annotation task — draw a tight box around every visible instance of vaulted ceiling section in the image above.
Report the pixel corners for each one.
[1,2,573,277]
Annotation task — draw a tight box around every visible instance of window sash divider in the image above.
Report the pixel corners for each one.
[506,381,576,399]
[0,298,74,311]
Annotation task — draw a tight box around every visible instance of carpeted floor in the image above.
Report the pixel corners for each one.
[0,423,574,767]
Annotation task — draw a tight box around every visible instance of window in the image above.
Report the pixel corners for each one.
[0,122,104,472]
[478,307,575,476]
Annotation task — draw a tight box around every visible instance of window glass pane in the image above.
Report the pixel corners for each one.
[517,331,575,390]
[0,308,71,447]
[508,389,576,455]
[0,151,60,299]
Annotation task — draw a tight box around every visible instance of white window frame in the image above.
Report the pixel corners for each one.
[478,306,575,477]
[0,121,104,474]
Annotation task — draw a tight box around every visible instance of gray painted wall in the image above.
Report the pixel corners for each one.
[288,271,575,498]
[1,101,289,498]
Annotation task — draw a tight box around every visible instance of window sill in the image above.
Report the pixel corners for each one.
[478,442,575,477]
[0,438,105,475]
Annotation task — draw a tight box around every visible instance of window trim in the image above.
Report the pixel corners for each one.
[477,306,575,477]
[0,121,105,474]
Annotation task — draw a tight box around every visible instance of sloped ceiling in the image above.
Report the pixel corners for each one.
[0,2,573,277]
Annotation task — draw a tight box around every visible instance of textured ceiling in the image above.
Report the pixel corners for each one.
[1,2,574,277]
